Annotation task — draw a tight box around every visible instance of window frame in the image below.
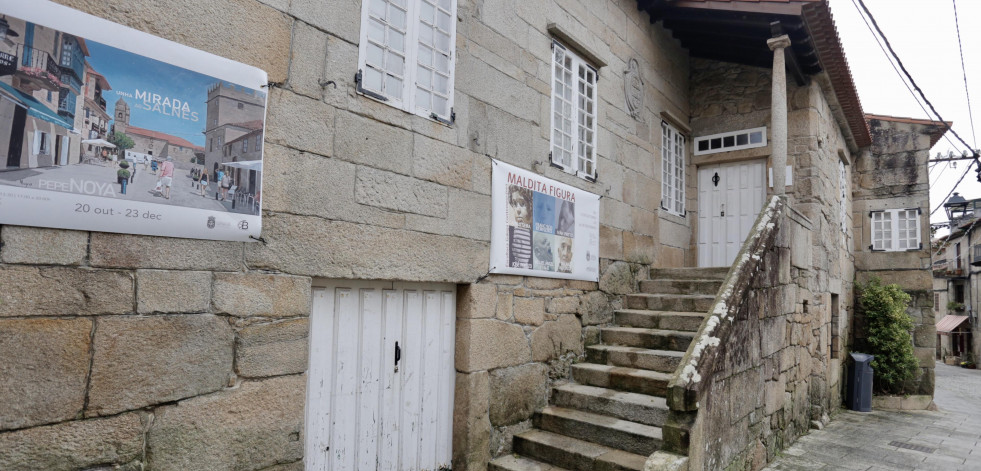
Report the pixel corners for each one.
[870,208,921,252]
[355,0,458,124]
[661,121,687,217]
[549,40,598,181]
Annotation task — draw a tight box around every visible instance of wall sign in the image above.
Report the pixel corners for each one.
[490,160,600,281]
[0,0,267,242]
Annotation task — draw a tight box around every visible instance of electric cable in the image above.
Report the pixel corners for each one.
[932,159,977,217]
[855,0,977,159]
[952,0,977,148]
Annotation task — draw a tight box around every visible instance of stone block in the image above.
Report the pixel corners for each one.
[335,111,413,175]
[413,134,475,189]
[286,20,329,99]
[456,54,540,123]
[496,293,514,320]
[548,296,580,314]
[457,283,498,319]
[600,224,625,261]
[356,167,449,217]
[236,318,309,378]
[290,0,360,44]
[261,145,405,228]
[404,188,491,241]
[660,246,685,268]
[514,297,545,326]
[600,261,637,295]
[455,319,531,372]
[0,226,87,265]
[0,266,133,317]
[147,375,304,471]
[90,233,242,271]
[913,324,936,348]
[137,270,211,313]
[531,314,582,362]
[57,0,291,82]
[488,363,547,426]
[0,413,144,470]
[246,213,487,282]
[453,371,491,471]
[623,231,655,264]
[87,314,235,416]
[579,291,614,325]
[0,318,91,430]
[213,272,312,318]
[265,88,335,157]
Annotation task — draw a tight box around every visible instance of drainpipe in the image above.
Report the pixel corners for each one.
[768,35,791,195]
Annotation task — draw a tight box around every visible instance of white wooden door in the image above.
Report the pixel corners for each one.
[697,160,765,267]
[306,281,456,471]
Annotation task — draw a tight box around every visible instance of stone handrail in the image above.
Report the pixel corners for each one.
[658,195,786,459]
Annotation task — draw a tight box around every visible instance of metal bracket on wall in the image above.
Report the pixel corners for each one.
[354,69,388,101]
[430,108,455,125]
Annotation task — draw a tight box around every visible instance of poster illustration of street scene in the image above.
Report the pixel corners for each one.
[491,160,600,281]
[0,0,266,242]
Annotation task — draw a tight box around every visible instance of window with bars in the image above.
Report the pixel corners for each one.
[357,0,456,123]
[870,209,921,251]
[550,41,597,180]
[661,122,686,216]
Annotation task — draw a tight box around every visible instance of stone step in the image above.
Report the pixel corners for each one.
[551,383,668,427]
[614,309,706,332]
[513,429,647,471]
[601,326,695,352]
[489,454,571,471]
[625,293,714,312]
[572,363,672,397]
[639,278,723,296]
[586,344,684,373]
[649,267,729,281]
[534,406,662,456]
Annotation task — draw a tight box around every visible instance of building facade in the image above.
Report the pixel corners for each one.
[0,1,942,470]
[112,97,203,165]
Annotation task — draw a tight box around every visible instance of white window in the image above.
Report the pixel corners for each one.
[242,138,248,152]
[357,0,457,123]
[255,137,260,152]
[550,41,597,180]
[661,122,686,216]
[694,127,766,155]
[839,160,847,239]
[871,209,921,251]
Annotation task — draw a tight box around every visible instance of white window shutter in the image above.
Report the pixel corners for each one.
[550,41,597,180]
[32,130,41,155]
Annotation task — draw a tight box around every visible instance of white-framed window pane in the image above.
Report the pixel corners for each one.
[662,122,686,216]
[550,42,596,179]
[359,0,457,120]
[871,209,919,252]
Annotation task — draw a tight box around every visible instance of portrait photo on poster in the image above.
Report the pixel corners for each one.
[491,159,599,282]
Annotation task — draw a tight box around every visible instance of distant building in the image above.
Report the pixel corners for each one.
[80,63,110,160]
[221,127,261,197]
[202,82,263,175]
[111,97,202,166]
[0,18,85,169]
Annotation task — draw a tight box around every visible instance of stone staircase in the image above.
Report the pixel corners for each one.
[489,267,728,471]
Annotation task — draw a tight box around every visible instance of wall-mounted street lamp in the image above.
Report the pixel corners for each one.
[945,192,970,225]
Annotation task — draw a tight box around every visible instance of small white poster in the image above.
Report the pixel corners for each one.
[0,0,267,241]
[491,160,600,281]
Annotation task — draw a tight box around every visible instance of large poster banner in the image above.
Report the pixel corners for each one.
[491,160,600,281]
[0,0,267,242]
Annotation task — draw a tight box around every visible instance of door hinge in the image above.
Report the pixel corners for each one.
[430,107,456,125]
[355,69,388,102]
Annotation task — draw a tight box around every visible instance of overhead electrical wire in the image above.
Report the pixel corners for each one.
[854,0,978,160]
[849,0,966,155]
[952,0,977,149]
[932,159,976,217]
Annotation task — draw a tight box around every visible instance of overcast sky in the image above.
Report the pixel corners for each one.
[827,0,981,234]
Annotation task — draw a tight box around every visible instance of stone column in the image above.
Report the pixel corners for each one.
[768,35,791,195]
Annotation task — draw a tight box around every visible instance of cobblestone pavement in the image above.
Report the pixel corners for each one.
[763,363,981,470]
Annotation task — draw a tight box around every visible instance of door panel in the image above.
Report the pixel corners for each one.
[306,281,456,471]
[697,160,765,267]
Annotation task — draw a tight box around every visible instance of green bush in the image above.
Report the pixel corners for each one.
[857,278,919,394]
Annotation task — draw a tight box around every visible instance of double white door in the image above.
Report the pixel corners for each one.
[305,281,456,471]
[697,160,765,267]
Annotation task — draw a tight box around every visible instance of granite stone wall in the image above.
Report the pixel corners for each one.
[0,1,694,469]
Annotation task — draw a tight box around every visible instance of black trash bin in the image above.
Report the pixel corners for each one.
[847,352,874,412]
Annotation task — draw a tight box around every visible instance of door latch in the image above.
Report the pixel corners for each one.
[720,203,725,217]
[394,341,401,373]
